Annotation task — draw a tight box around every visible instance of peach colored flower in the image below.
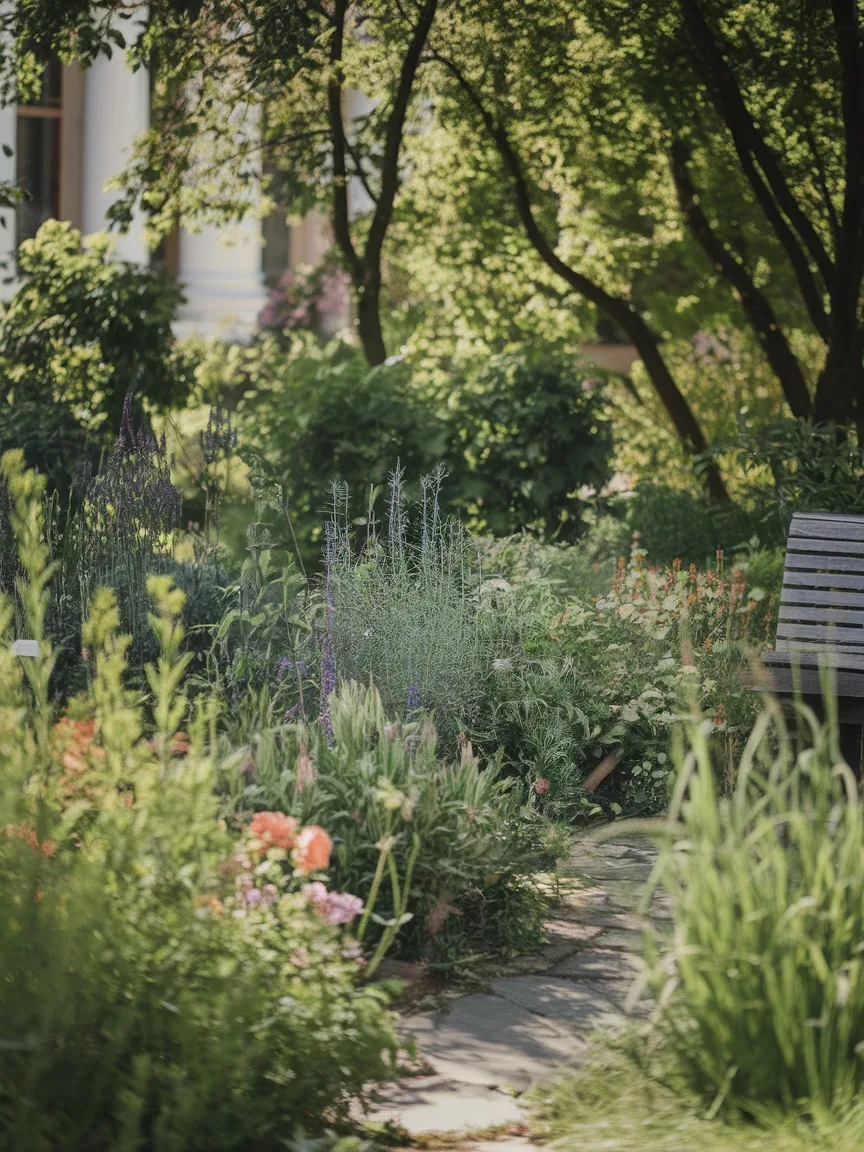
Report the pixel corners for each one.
[292,825,333,873]
[171,731,190,755]
[194,894,224,917]
[248,811,298,854]
[4,822,55,856]
[51,716,105,803]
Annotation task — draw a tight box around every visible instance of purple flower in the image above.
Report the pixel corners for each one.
[262,884,280,907]
[295,659,306,676]
[245,888,262,907]
[277,655,291,681]
[407,680,420,711]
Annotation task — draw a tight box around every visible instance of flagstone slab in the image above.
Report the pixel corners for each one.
[551,948,643,981]
[363,1076,523,1134]
[592,927,648,951]
[402,995,582,1092]
[489,977,623,1030]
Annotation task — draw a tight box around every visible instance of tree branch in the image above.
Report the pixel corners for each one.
[327,0,363,282]
[679,0,832,339]
[343,131,380,209]
[363,0,439,277]
[680,0,833,281]
[433,50,728,501]
[830,0,864,295]
[670,140,812,419]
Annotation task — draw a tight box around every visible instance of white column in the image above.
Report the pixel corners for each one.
[81,19,149,263]
[175,99,267,340]
[174,216,268,340]
[345,88,377,220]
[0,98,16,298]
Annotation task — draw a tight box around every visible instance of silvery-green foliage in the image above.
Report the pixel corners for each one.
[324,465,486,755]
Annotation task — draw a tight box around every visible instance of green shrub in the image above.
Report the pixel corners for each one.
[726,419,864,523]
[241,680,556,962]
[475,546,773,819]
[447,348,612,541]
[620,484,782,568]
[0,452,397,1150]
[0,221,191,497]
[478,531,618,605]
[230,334,448,567]
[647,690,864,1116]
[207,538,316,741]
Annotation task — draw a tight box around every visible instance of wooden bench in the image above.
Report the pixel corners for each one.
[760,510,864,772]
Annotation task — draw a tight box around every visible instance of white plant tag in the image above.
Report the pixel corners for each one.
[12,640,40,658]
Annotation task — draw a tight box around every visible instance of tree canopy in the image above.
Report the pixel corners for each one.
[2,1,861,499]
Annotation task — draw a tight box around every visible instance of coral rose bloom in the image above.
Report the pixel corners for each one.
[248,811,298,853]
[292,825,333,873]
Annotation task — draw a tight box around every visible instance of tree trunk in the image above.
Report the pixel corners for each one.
[813,325,864,425]
[357,282,387,366]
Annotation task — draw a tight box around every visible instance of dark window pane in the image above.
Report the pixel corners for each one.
[16,116,61,244]
[20,59,62,108]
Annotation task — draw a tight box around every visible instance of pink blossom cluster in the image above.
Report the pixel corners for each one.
[303,881,365,926]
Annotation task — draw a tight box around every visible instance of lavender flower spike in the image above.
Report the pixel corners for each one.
[407,680,420,712]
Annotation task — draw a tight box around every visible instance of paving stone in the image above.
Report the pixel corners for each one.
[573,863,652,883]
[363,1076,524,1134]
[543,918,604,944]
[402,995,581,1092]
[490,977,623,1030]
[566,909,652,933]
[504,938,583,976]
[469,1140,541,1152]
[592,927,648,951]
[580,979,653,1017]
[551,948,642,981]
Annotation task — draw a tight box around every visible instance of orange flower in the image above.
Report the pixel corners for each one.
[292,825,333,873]
[248,811,298,854]
[5,822,54,856]
[194,894,224,917]
[51,716,105,802]
[171,731,190,756]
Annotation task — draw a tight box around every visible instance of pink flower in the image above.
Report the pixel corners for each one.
[303,881,329,906]
[534,778,551,795]
[262,883,280,906]
[302,882,364,926]
[323,892,364,926]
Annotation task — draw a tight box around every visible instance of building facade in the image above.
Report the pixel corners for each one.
[0,52,336,340]
[0,48,637,372]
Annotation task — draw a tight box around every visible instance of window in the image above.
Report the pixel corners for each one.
[16,59,62,245]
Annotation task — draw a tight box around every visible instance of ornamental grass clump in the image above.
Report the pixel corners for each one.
[646,687,864,1118]
[0,451,396,1151]
[324,464,486,755]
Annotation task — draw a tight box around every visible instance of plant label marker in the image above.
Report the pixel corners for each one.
[12,640,40,658]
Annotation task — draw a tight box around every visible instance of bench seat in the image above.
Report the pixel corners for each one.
[759,511,864,732]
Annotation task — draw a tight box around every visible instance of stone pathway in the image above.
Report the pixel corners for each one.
[362,830,665,1147]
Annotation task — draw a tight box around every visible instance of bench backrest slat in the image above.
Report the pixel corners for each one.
[775,512,864,673]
